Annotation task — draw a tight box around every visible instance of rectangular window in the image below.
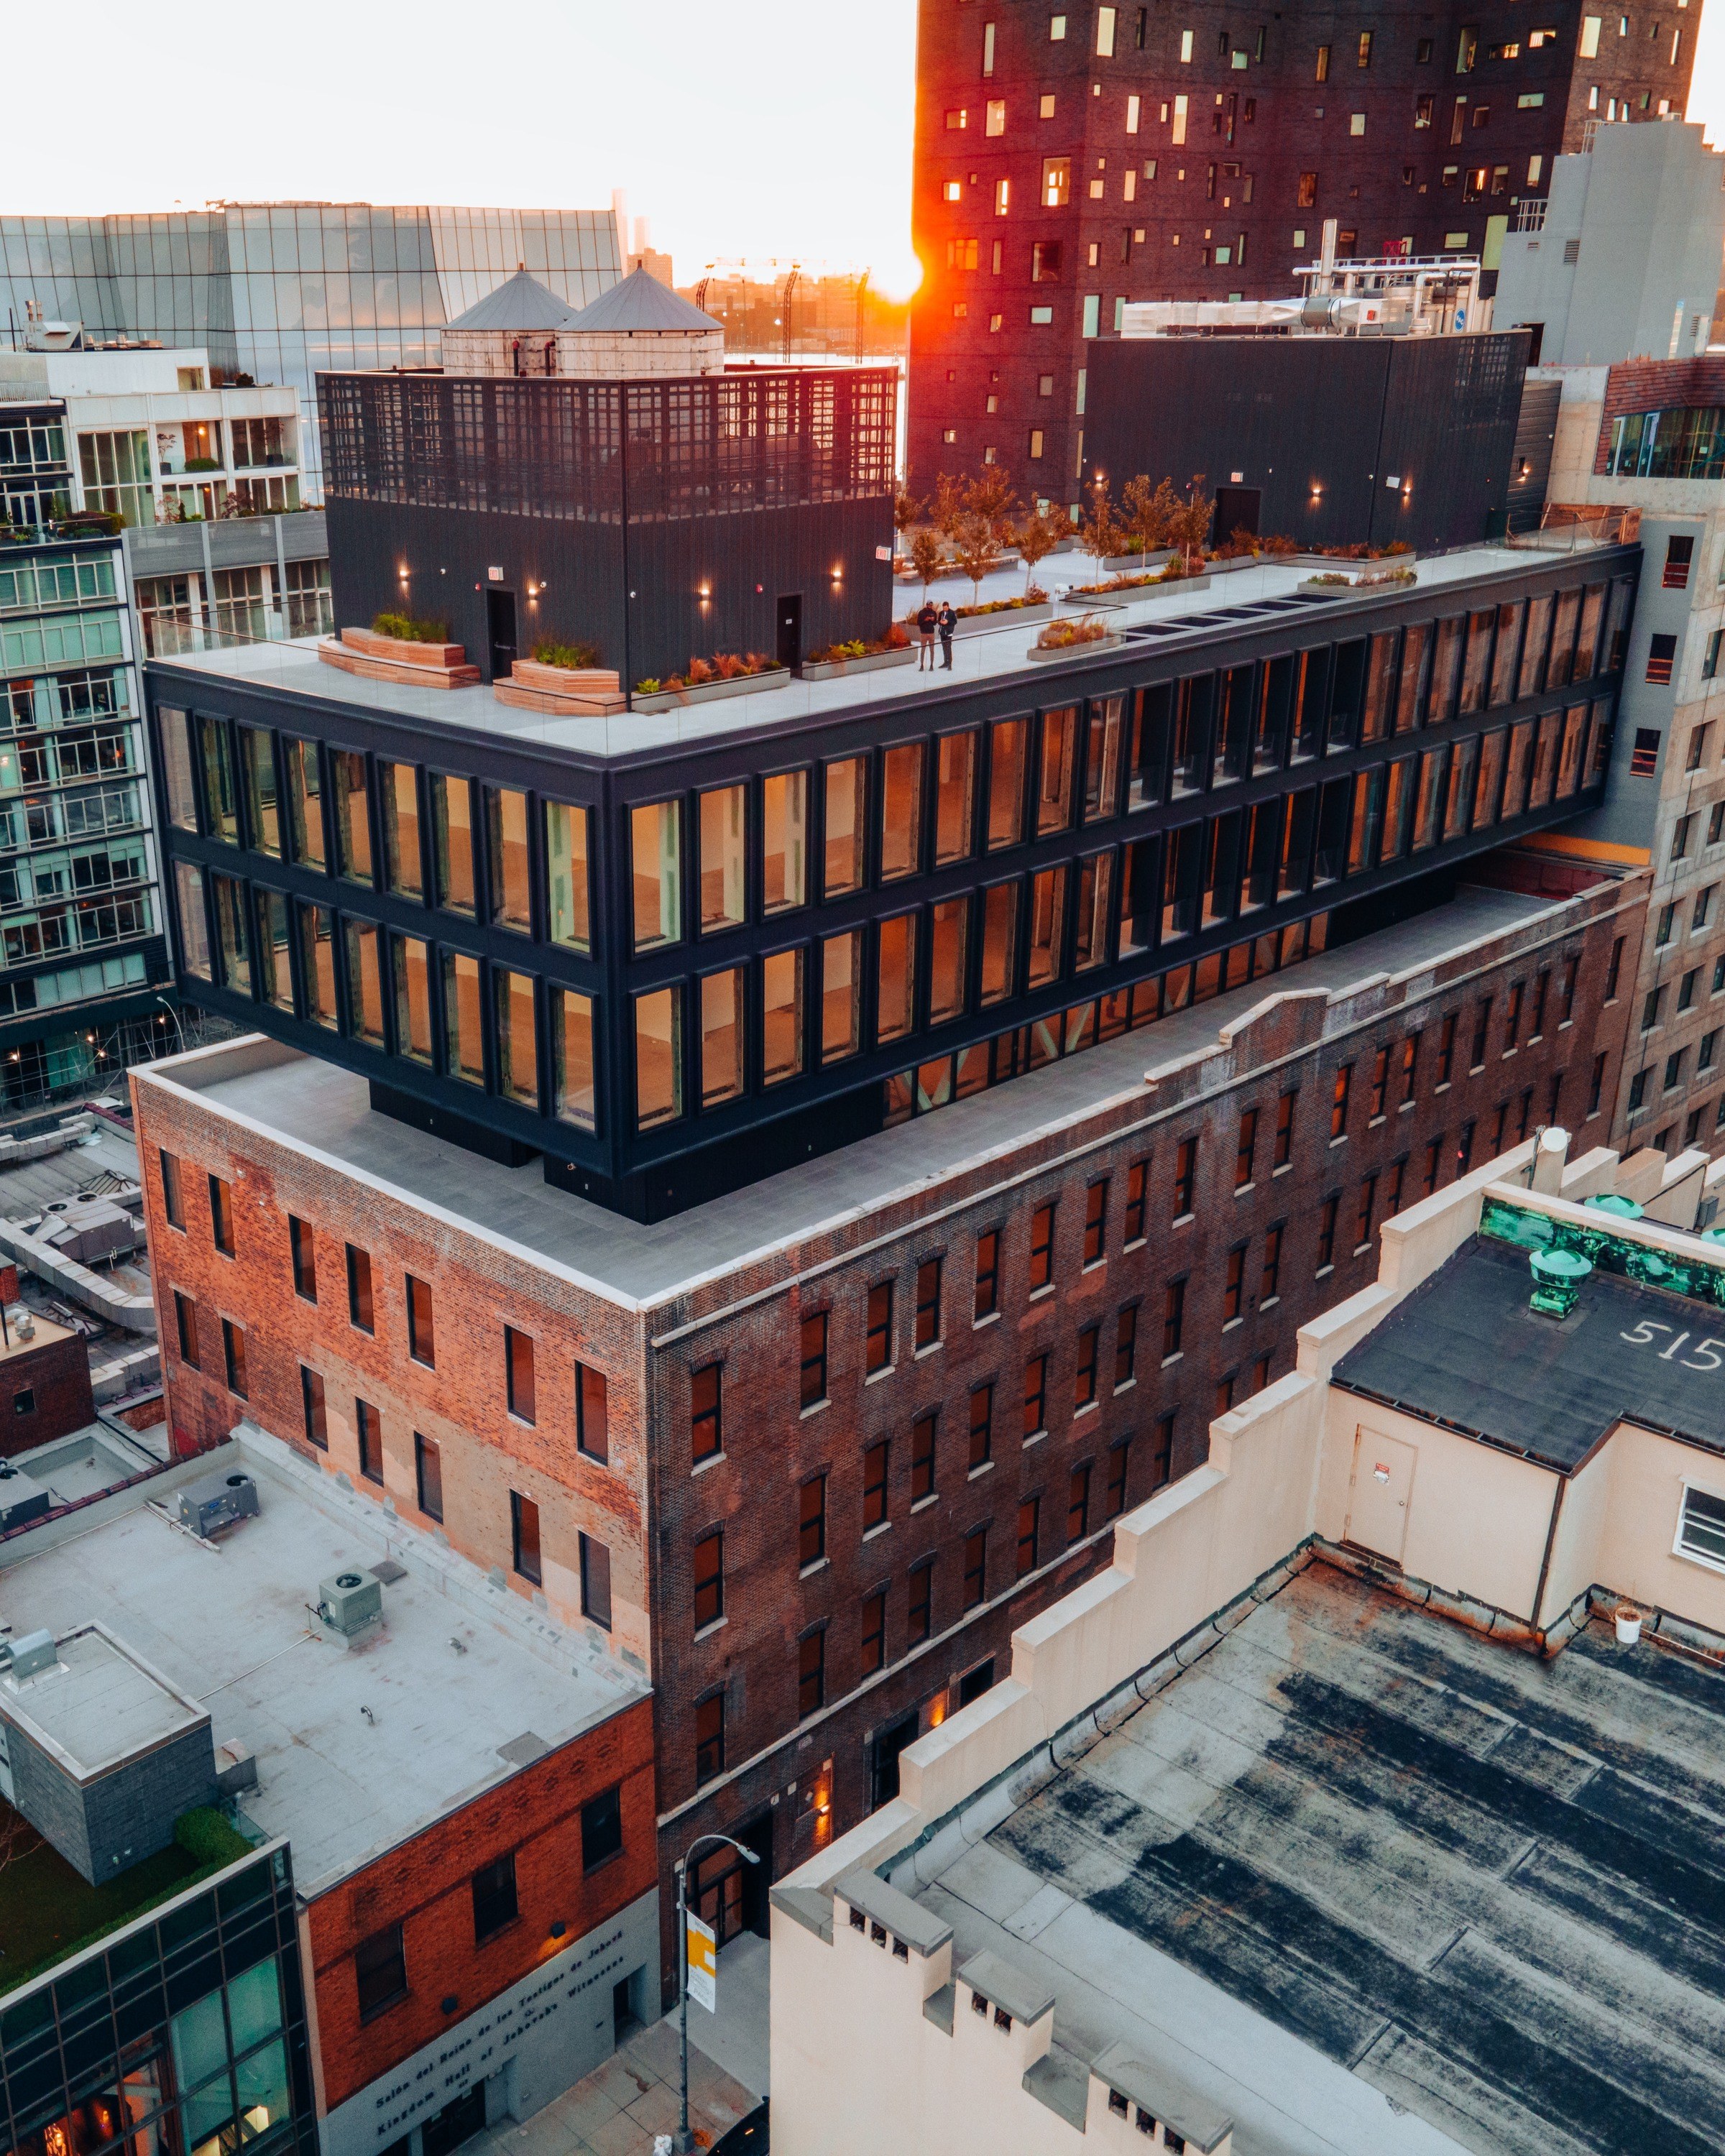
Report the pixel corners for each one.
[1125,1158,1148,1243]
[207,1173,234,1258]
[1274,1091,1296,1168]
[1029,1202,1056,1290]
[1162,1277,1186,1359]
[431,773,475,916]
[630,799,682,949]
[486,786,531,931]
[1075,1325,1100,1410]
[865,1280,895,1373]
[930,894,970,1024]
[699,783,748,933]
[1330,1064,1352,1139]
[331,750,372,885]
[824,757,865,895]
[545,799,592,950]
[301,1365,327,1450]
[346,1244,374,1332]
[1236,1109,1258,1190]
[799,1474,827,1567]
[580,1532,612,1628]
[443,950,483,1086]
[406,1273,434,1367]
[914,1258,943,1349]
[581,1784,623,1871]
[700,965,745,1109]
[963,1526,988,1608]
[472,1852,518,1943]
[799,1309,829,1409]
[553,987,596,1128]
[221,1317,247,1398]
[694,1529,724,1630]
[1678,1482,1725,1569]
[1317,1194,1339,1271]
[1174,1135,1197,1217]
[696,1692,725,1785]
[692,1363,722,1462]
[975,1230,1000,1319]
[1261,1223,1284,1302]
[160,1148,185,1232]
[506,1326,536,1423]
[908,1560,934,1642]
[635,985,684,1129]
[1356,1174,1378,1250]
[876,913,917,1042]
[576,1362,609,1462]
[415,1432,443,1522]
[494,966,538,1109]
[511,1491,542,1584]
[355,1925,406,2022]
[1083,1178,1109,1266]
[1223,1246,1246,1323]
[392,933,433,1066]
[1115,1304,1138,1388]
[381,763,423,898]
[357,1398,383,1485]
[862,1440,889,1530]
[1016,1498,1041,1580]
[881,744,925,881]
[822,928,862,1061]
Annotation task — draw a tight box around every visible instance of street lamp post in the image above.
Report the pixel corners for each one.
[154,997,186,1055]
[673,1833,760,2155]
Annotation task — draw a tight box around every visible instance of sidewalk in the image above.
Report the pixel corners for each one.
[466,1975,764,2156]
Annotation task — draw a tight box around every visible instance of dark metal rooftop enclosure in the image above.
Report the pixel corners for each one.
[318,365,899,525]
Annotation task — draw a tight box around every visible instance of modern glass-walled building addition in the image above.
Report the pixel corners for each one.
[145,540,1637,1219]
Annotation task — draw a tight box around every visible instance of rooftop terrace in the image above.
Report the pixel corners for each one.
[147,542,1597,765]
[0,1424,646,1896]
[149,881,1569,1308]
[907,1558,1725,2156]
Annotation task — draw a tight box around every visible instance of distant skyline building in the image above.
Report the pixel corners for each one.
[0,205,623,493]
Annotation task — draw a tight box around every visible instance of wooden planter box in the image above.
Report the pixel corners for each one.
[632,667,791,714]
[494,659,627,717]
[320,627,479,688]
[1026,632,1126,663]
[799,646,919,683]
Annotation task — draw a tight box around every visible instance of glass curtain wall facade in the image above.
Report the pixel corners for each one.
[0,525,164,1095]
[0,209,622,496]
[0,1845,316,2156]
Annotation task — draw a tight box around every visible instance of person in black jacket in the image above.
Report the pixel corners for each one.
[937,602,957,669]
[916,601,938,670]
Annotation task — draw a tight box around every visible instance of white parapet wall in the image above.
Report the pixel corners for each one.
[770,1125,1725,2156]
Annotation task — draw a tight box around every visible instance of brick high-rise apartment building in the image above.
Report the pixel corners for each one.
[907,1,1698,495]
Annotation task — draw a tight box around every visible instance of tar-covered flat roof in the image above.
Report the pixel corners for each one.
[1335,1234,1725,1469]
[148,885,1563,1310]
[146,543,1568,767]
[0,1426,646,1896]
[910,1560,1725,2156]
[1,1624,205,1779]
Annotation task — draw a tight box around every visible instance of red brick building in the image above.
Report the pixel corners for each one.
[131,849,1641,2003]
[0,1311,94,1452]
[908,0,1697,494]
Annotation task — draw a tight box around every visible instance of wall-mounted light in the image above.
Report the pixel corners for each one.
[548,1920,567,1939]
[830,565,843,582]
[698,583,712,601]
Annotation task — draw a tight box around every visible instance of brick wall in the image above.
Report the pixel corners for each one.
[0,1329,94,1455]
[128,1077,652,1672]
[303,1696,655,2111]
[1592,358,1725,471]
[643,872,1642,1990]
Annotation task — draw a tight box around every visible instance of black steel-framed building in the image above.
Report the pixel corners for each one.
[318,365,901,686]
[143,538,1637,1220]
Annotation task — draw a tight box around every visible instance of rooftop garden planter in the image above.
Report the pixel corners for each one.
[1096,550,1175,575]
[1297,570,1418,597]
[1029,614,1123,662]
[319,622,479,688]
[632,664,791,713]
[494,657,626,717]
[802,638,923,681]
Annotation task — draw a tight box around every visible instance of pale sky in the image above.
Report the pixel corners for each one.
[6,0,1725,300]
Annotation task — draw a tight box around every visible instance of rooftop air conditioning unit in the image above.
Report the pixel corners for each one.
[317,1570,383,1639]
[171,1470,259,1539]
